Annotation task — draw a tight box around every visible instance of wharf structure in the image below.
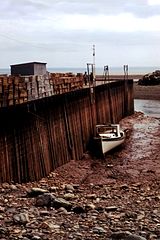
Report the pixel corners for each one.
[0,62,134,183]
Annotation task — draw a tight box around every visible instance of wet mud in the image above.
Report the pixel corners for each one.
[0,111,160,239]
[55,112,160,186]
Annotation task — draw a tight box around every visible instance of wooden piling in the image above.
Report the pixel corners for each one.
[0,79,134,183]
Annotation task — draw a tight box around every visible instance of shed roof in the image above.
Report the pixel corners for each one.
[10,62,47,67]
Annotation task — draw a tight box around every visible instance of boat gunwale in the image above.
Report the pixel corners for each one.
[100,133,125,141]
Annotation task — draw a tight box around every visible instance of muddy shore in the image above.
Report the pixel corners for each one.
[0,112,159,240]
[0,74,159,239]
[96,74,160,100]
[134,82,160,100]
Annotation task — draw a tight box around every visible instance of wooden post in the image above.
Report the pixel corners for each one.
[124,65,129,116]
[87,63,96,136]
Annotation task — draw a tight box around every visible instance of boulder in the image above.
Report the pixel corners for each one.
[27,188,49,197]
[138,70,160,85]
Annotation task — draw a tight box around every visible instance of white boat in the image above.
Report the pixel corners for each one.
[94,124,125,157]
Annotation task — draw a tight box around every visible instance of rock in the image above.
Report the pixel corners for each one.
[63,193,76,200]
[85,203,96,211]
[0,227,8,235]
[119,184,129,190]
[35,193,55,207]
[74,232,83,238]
[57,207,69,215]
[111,231,146,239]
[149,233,157,239]
[52,197,72,211]
[72,206,86,214]
[155,195,160,200]
[13,213,30,224]
[49,186,58,192]
[92,226,106,234]
[1,183,10,189]
[27,188,49,197]
[125,211,137,219]
[100,195,108,199]
[72,184,79,189]
[86,194,97,199]
[40,220,60,231]
[35,194,72,210]
[31,236,42,240]
[95,206,104,213]
[0,206,5,213]
[95,197,100,203]
[39,210,50,216]
[82,152,91,159]
[64,184,75,192]
[105,206,118,212]
[6,207,16,214]
[138,71,160,85]
[137,213,145,220]
[10,184,18,190]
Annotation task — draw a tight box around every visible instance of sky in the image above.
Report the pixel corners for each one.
[1,0,160,69]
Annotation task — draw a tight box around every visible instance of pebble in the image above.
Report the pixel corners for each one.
[0,206,5,213]
[35,193,55,206]
[64,184,75,192]
[13,213,30,224]
[72,206,86,214]
[40,221,60,231]
[106,206,118,211]
[92,226,106,234]
[0,114,159,240]
[52,197,72,211]
[27,188,49,197]
[111,231,147,240]
[63,193,76,200]
[10,184,18,190]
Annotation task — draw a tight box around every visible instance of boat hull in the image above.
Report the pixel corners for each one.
[101,132,125,154]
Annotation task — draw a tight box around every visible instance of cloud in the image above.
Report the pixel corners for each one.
[0,0,160,68]
[2,0,160,18]
[49,13,160,32]
[148,0,160,5]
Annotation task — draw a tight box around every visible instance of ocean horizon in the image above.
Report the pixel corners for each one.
[0,66,159,75]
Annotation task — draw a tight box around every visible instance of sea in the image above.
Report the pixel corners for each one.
[0,66,160,75]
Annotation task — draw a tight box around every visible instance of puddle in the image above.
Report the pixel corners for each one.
[134,99,160,118]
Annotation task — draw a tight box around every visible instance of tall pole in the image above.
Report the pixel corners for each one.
[93,44,96,86]
[124,65,129,116]
[91,44,96,136]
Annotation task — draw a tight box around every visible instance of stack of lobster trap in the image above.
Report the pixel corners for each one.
[0,72,83,107]
[0,75,28,107]
[49,72,83,94]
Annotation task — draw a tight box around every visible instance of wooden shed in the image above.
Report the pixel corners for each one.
[10,62,47,76]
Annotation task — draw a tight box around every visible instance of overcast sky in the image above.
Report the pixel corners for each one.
[1,0,160,68]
